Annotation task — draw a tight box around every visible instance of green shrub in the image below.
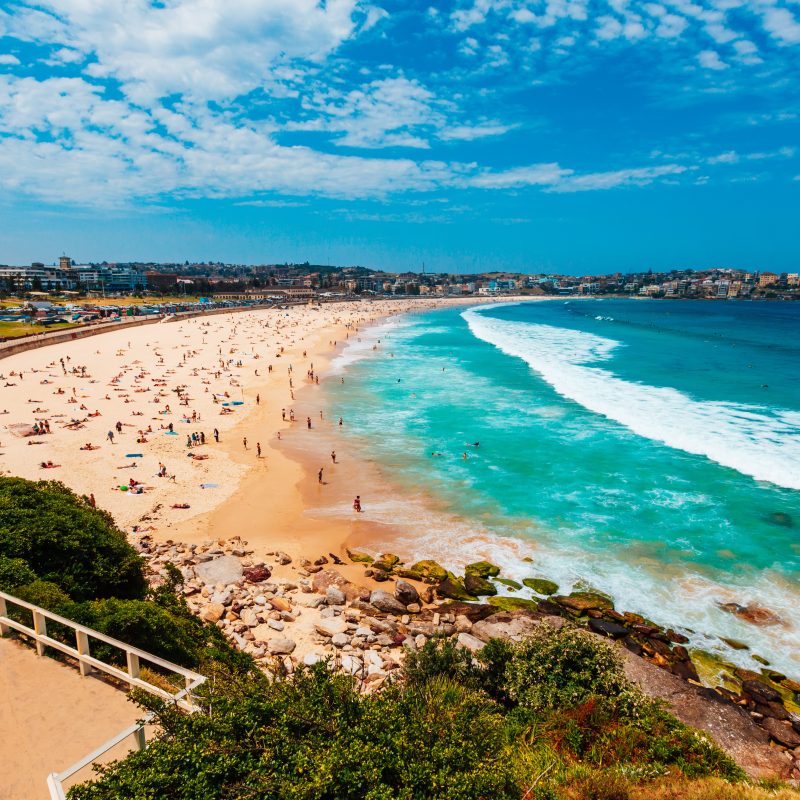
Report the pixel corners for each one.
[0,478,147,602]
[68,598,204,668]
[0,555,37,590]
[69,665,522,800]
[503,623,641,716]
[403,635,484,688]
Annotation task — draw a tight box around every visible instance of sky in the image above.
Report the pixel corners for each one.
[0,0,798,274]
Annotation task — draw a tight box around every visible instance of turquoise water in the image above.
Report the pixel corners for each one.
[326,300,800,674]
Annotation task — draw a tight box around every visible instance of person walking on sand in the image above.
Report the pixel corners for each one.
[243,436,248,450]
[331,450,336,463]
[213,428,219,442]
[307,416,311,430]
[318,468,323,484]
[353,495,362,513]
[256,442,262,458]
[107,430,114,444]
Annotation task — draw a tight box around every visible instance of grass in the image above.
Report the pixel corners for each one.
[0,320,83,339]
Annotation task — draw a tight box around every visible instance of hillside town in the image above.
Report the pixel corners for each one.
[0,256,798,303]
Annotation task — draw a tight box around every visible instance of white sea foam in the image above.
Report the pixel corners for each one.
[327,315,409,375]
[463,307,800,491]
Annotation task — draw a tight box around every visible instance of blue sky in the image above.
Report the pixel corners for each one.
[0,0,798,274]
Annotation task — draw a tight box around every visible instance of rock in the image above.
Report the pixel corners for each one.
[463,573,498,597]
[457,632,487,653]
[369,589,408,615]
[394,580,420,607]
[274,551,292,565]
[346,549,374,564]
[454,615,473,633]
[268,637,296,655]
[762,717,800,749]
[755,702,790,721]
[436,602,497,622]
[718,602,782,627]
[243,565,271,583]
[588,618,631,639]
[742,680,782,704]
[555,592,614,613]
[523,578,559,595]
[464,561,500,578]
[372,553,400,573]
[312,569,368,601]
[719,636,749,650]
[315,617,348,637]
[436,573,477,601]
[767,512,793,528]
[331,632,350,648]
[340,654,363,674]
[240,608,259,627]
[494,577,523,591]
[304,652,326,666]
[400,560,448,584]
[267,619,285,631]
[406,602,421,613]
[326,586,346,606]
[193,556,243,586]
[781,679,800,693]
[200,603,225,623]
[472,610,548,643]
[269,597,292,612]
[487,596,540,613]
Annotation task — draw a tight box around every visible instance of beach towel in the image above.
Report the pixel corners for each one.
[125,453,143,458]
[200,483,218,489]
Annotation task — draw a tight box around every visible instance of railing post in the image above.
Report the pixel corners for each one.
[0,596,9,636]
[126,650,140,685]
[76,629,92,676]
[33,609,47,656]
[133,726,147,752]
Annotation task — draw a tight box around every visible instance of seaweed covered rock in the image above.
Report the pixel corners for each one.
[463,573,498,597]
[464,561,500,578]
[523,578,559,596]
[436,573,477,601]
[400,560,448,584]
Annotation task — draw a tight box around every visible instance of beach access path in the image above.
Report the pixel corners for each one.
[0,637,142,800]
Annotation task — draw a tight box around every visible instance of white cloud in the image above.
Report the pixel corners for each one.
[698,49,728,69]
[547,164,688,192]
[0,55,21,66]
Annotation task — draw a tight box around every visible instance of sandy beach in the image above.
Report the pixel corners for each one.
[0,297,513,570]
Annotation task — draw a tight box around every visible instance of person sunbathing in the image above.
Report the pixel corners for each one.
[171,503,190,509]
[88,410,102,417]
[80,443,99,451]
[40,461,60,469]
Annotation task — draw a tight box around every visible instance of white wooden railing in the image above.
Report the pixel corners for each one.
[0,590,206,799]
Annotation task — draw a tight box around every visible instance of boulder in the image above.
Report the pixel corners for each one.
[274,551,292,565]
[487,596,540,613]
[588,618,631,639]
[555,592,614,613]
[760,717,800,749]
[400,560,448,584]
[200,603,225,623]
[373,553,400,573]
[718,602,782,627]
[251,623,274,642]
[523,578,559,596]
[394,580,420,607]
[242,565,271,583]
[312,569,368,601]
[456,632,487,653]
[269,597,291,612]
[464,561,500,578]
[742,680,782,704]
[436,573,477,602]
[463,573,498,597]
[268,637,296,655]
[494,577,523,591]
[326,586,346,606]
[435,602,497,622]
[193,556,243,586]
[472,611,548,643]
[346,549,374,564]
[370,589,407,615]
[315,617,348,637]
[331,632,350,648]
[240,608,259,627]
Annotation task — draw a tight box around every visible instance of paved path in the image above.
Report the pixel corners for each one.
[0,637,143,799]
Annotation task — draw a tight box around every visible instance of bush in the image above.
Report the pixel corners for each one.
[0,478,147,602]
[503,623,641,716]
[0,554,37,590]
[68,598,205,669]
[69,665,522,800]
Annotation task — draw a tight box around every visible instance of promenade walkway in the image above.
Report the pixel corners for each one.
[0,637,142,799]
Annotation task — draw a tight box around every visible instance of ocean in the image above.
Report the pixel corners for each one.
[325,298,800,676]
